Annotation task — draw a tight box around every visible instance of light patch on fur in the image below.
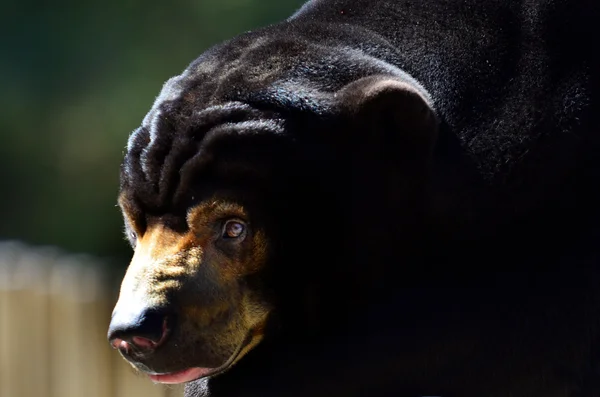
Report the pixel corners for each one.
[228,317,269,368]
[118,193,142,236]
[193,57,220,76]
[114,224,200,312]
[186,200,248,236]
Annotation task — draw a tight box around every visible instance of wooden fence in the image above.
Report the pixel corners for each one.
[0,241,184,397]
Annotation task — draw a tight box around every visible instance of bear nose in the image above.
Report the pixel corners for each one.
[107,306,170,352]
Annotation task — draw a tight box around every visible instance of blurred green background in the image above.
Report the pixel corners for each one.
[0,0,305,267]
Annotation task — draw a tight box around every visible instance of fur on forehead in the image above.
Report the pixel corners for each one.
[120,100,288,214]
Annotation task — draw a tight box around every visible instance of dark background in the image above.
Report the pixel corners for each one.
[0,0,305,268]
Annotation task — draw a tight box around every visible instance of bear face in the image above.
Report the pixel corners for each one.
[108,68,438,383]
[109,102,297,381]
[113,196,271,379]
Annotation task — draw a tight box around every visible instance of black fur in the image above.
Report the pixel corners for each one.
[118,0,600,396]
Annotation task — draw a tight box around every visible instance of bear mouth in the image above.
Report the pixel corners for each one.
[145,332,254,384]
[148,367,215,384]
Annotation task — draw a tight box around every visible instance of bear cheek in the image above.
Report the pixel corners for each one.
[178,236,272,358]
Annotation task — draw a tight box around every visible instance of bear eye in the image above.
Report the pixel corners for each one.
[222,220,246,239]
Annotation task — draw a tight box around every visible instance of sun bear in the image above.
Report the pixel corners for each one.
[108,0,600,396]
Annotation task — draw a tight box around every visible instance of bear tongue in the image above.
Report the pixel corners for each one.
[149,367,213,384]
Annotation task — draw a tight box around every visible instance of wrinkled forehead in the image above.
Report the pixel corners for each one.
[120,98,292,215]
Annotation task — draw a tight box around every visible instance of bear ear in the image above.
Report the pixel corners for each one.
[334,75,438,154]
